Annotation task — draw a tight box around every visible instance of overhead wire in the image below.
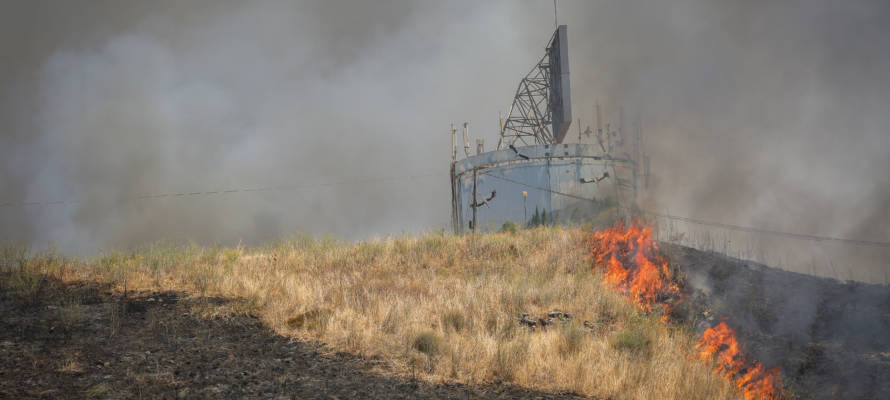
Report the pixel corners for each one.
[6,166,889,249]
[479,171,890,249]
[0,171,448,209]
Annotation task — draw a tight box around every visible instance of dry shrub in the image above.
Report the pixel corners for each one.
[286,308,331,332]
[381,303,404,334]
[557,321,587,357]
[441,309,467,333]
[492,335,529,381]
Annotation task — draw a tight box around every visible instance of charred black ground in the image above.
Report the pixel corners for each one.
[0,276,589,400]
[668,244,890,400]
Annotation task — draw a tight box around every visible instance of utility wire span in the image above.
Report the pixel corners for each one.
[479,171,890,249]
[640,210,890,249]
[0,172,448,209]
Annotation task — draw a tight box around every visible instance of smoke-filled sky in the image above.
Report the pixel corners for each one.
[2,0,889,255]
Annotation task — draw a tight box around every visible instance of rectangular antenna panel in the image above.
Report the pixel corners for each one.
[549,25,572,143]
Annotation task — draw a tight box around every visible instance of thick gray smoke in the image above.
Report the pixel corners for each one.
[2,1,889,266]
[555,0,890,282]
[0,1,545,253]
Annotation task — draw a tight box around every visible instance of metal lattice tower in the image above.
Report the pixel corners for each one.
[498,25,571,148]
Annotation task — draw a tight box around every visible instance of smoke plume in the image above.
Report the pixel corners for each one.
[2,1,889,274]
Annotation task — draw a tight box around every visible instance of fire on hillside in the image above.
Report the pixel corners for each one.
[589,222,782,399]
[697,322,781,400]
[588,222,680,314]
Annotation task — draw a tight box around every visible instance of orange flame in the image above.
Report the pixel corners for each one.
[588,221,680,313]
[588,222,782,399]
[697,322,782,400]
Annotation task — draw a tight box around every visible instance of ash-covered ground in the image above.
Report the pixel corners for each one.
[668,244,890,400]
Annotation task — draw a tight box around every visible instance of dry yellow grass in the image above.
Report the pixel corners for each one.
[2,228,740,399]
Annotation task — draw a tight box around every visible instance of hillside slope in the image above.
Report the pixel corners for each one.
[1,229,737,399]
[669,244,890,399]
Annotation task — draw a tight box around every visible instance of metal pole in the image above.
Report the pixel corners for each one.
[451,123,457,161]
[472,169,478,233]
[450,162,458,233]
[523,191,528,225]
[463,122,471,158]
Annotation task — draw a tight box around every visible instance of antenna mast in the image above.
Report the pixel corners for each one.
[462,122,471,157]
[498,25,572,148]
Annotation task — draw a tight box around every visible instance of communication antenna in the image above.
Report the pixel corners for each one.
[498,25,572,148]
[462,122,471,157]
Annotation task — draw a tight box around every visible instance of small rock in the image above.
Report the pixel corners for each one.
[519,317,537,328]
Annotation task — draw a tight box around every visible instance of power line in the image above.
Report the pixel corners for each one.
[480,171,890,249]
[640,210,890,249]
[0,172,448,209]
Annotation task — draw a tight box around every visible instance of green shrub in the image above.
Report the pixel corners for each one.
[614,328,651,354]
[500,221,520,235]
[412,331,442,356]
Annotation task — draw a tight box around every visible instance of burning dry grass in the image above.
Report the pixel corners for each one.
[697,322,781,400]
[588,222,782,399]
[1,228,740,399]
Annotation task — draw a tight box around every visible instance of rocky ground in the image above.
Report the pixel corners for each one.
[0,277,588,400]
[668,244,890,400]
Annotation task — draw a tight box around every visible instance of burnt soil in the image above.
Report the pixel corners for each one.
[0,276,587,400]
[667,244,890,400]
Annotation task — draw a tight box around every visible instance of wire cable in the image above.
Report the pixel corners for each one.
[479,171,890,248]
[0,172,448,209]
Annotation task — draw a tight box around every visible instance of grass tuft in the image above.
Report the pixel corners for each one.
[286,308,331,331]
[412,331,442,356]
[614,327,652,354]
[557,321,587,357]
[441,309,467,333]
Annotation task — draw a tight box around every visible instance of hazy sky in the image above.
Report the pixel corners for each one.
[2,1,889,255]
